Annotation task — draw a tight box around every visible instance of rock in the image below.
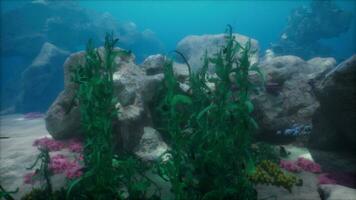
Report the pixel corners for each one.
[309,55,356,151]
[253,55,335,135]
[46,48,164,152]
[306,57,336,79]
[18,42,70,112]
[142,54,166,75]
[173,62,190,82]
[134,127,168,161]
[176,33,259,72]
[318,184,356,200]
[271,1,353,59]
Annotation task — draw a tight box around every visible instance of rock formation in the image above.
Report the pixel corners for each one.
[271,0,353,59]
[18,42,70,112]
[309,55,356,151]
[254,54,336,135]
[45,49,164,152]
[176,33,259,72]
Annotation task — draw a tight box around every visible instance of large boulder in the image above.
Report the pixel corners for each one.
[253,54,336,135]
[45,49,164,152]
[18,42,70,112]
[176,33,259,72]
[309,55,356,150]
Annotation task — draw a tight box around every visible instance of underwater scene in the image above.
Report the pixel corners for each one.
[0,0,355,199]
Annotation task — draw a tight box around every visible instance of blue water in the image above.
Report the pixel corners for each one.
[78,0,355,58]
[0,0,355,112]
[2,0,355,58]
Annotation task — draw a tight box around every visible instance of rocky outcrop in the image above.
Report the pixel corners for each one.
[45,49,164,152]
[176,33,259,72]
[175,34,336,136]
[0,0,163,112]
[18,42,70,112]
[309,55,356,151]
[253,54,336,135]
[271,1,353,59]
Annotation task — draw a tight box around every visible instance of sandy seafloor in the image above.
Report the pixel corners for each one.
[1,114,355,200]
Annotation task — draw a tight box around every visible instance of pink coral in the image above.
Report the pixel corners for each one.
[296,157,321,173]
[67,139,83,153]
[33,137,65,151]
[49,154,70,174]
[318,173,337,185]
[65,162,83,179]
[280,160,302,172]
[24,112,44,120]
[23,172,37,185]
[26,138,84,183]
[49,154,83,179]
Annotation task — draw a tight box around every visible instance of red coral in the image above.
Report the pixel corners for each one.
[296,157,321,173]
[65,162,83,179]
[24,112,44,120]
[67,139,83,153]
[318,173,337,185]
[280,160,302,172]
[49,154,70,174]
[33,137,65,151]
[23,172,37,185]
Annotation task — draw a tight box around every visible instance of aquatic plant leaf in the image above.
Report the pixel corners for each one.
[171,94,192,106]
[245,100,254,113]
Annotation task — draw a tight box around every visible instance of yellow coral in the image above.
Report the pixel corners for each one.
[249,160,301,192]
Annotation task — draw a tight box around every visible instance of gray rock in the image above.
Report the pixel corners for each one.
[309,55,356,150]
[319,184,356,200]
[142,54,166,75]
[176,33,259,72]
[253,55,335,134]
[18,42,70,112]
[134,127,168,161]
[45,48,164,152]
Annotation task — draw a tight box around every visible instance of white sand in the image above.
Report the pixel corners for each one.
[0,114,50,199]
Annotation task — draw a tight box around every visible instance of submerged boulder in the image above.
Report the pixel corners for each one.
[45,48,164,152]
[18,42,70,112]
[309,55,356,150]
[176,33,259,72]
[253,54,336,135]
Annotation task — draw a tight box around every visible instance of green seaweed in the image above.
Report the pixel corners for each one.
[67,32,118,199]
[26,147,53,199]
[0,185,17,200]
[154,25,263,199]
[67,33,158,200]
